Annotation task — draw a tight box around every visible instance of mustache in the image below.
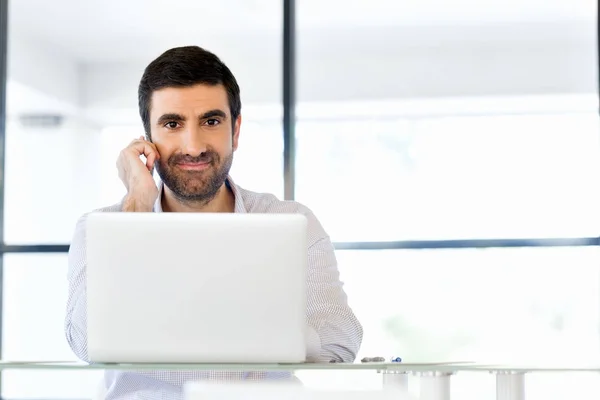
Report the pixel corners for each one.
[168,152,219,165]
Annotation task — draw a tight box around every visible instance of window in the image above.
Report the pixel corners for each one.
[295,101,600,241]
[4,117,106,244]
[2,253,102,398]
[297,246,600,399]
[5,0,284,397]
[336,247,600,364]
[3,0,599,399]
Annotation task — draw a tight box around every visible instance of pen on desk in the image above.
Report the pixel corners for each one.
[360,356,385,363]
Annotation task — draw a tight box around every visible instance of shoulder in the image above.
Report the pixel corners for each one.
[68,202,123,263]
[92,203,123,214]
[237,185,314,217]
[237,186,330,248]
[77,202,123,222]
[71,202,123,238]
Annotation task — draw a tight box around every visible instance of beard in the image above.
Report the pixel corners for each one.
[155,148,233,205]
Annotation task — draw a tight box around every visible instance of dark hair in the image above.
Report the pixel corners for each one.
[138,45,241,136]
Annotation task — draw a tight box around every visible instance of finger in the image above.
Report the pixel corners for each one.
[146,151,158,171]
[129,135,150,145]
[128,140,159,160]
[129,136,144,146]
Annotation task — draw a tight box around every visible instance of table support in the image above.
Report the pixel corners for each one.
[416,371,452,400]
[494,371,525,400]
[380,370,409,391]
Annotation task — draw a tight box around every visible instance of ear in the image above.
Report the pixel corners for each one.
[232,114,242,152]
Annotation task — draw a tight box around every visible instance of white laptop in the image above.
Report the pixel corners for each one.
[85,212,308,364]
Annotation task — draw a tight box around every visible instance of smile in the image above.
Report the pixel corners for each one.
[176,162,211,171]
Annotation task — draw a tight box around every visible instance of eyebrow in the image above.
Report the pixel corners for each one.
[156,110,228,126]
[156,113,185,126]
[199,109,227,120]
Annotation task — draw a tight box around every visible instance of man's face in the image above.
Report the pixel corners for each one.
[148,83,240,203]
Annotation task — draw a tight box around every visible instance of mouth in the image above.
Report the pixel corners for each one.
[175,161,211,171]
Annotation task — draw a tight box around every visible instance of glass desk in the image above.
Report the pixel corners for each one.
[1,361,599,400]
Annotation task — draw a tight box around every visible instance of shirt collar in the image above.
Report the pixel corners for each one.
[152,176,246,213]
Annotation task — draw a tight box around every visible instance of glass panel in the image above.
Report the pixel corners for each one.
[296,247,600,398]
[2,253,103,398]
[336,247,600,363]
[6,248,597,400]
[1,245,599,400]
[295,111,600,242]
[296,0,598,242]
[5,1,283,244]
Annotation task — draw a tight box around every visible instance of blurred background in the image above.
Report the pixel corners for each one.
[2,0,600,398]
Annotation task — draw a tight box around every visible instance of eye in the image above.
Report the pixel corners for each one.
[164,121,180,129]
[205,119,220,126]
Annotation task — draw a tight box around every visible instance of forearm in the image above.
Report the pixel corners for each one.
[121,194,154,212]
[64,290,89,362]
[305,231,364,363]
[306,307,363,362]
[65,215,91,362]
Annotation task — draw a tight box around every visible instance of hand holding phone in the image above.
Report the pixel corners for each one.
[117,136,160,212]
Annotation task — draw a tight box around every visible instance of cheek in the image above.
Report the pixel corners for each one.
[152,144,172,166]
[211,131,235,152]
[151,135,174,157]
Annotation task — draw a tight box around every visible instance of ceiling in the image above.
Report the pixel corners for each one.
[8,0,596,63]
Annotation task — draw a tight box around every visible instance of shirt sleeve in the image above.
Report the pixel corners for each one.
[303,211,364,363]
[64,212,91,362]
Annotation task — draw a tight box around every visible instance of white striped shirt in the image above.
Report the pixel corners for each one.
[65,176,363,400]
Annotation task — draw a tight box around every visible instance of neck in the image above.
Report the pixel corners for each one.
[161,182,235,213]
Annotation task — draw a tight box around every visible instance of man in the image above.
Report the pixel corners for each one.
[65,45,363,400]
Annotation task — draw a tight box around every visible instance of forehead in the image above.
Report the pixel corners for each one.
[149,84,229,119]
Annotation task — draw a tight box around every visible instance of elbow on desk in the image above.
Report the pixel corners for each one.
[323,316,364,363]
[344,318,364,363]
[64,316,90,363]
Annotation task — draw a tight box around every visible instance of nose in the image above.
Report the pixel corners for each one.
[181,126,207,157]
